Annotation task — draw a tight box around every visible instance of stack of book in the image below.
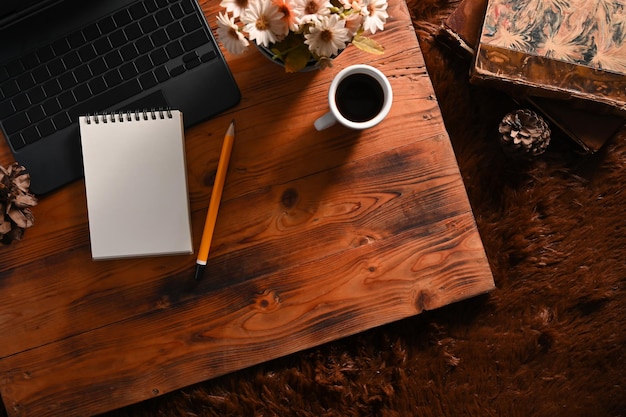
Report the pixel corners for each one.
[439,0,625,153]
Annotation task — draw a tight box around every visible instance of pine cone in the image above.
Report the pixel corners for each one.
[498,109,551,158]
[0,163,37,244]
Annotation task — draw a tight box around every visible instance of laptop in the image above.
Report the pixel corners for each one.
[0,0,241,194]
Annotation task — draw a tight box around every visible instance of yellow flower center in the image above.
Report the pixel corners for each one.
[256,15,269,30]
[305,1,318,15]
[320,29,333,43]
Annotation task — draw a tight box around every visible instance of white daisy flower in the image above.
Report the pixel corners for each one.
[293,0,332,25]
[216,12,250,55]
[362,0,388,34]
[273,0,300,32]
[220,0,251,18]
[304,14,350,58]
[241,0,288,47]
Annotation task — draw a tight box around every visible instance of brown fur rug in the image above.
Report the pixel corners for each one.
[5,1,625,416]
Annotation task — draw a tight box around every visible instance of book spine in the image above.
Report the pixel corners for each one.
[84,109,173,124]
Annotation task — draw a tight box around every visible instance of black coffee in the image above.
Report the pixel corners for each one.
[335,73,384,123]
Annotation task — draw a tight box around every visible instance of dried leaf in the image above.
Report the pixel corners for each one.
[352,35,385,55]
[284,45,313,73]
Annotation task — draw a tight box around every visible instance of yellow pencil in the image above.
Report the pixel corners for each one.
[194,120,235,281]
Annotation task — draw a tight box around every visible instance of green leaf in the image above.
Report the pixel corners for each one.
[284,45,312,73]
[352,35,385,55]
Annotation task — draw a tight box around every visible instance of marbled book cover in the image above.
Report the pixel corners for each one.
[472,0,626,115]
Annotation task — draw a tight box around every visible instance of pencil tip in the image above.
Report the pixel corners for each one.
[227,119,235,136]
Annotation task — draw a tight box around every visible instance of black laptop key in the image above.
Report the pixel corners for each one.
[103,69,123,87]
[150,48,168,66]
[113,9,132,27]
[98,16,116,34]
[32,66,50,84]
[52,38,71,56]
[47,58,66,77]
[12,93,30,111]
[73,84,91,102]
[71,78,142,118]
[135,36,154,55]
[78,44,97,62]
[82,24,101,42]
[89,57,108,76]
[43,79,62,97]
[181,0,195,14]
[129,2,147,20]
[58,91,77,109]
[156,9,174,26]
[151,29,169,47]
[27,86,46,105]
[143,0,158,13]
[166,21,184,40]
[135,55,152,73]
[165,41,184,59]
[94,37,113,55]
[21,126,40,145]
[119,62,138,80]
[124,22,142,41]
[27,106,45,123]
[181,15,202,32]
[53,112,72,130]
[63,51,81,69]
[170,3,184,19]
[37,119,55,137]
[104,50,124,68]
[110,29,128,48]
[140,15,158,33]
[0,101,14,119]
[59,72,77,90]
[42,98,61,116]
[4,112,29,135]
[67,31,87,49]
[9,133,26,150]
[182,30,210,51]
[88,76,107,95]
[120,44,139,61]
[1,80,19,97]
[74,64,92,83]
[16,74,35,91]
[154,65,170,83]
[138,72,157,90]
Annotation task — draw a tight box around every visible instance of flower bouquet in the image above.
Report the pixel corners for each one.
[217,0,389,72]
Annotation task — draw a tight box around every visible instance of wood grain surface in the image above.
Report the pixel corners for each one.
[0,0,494,415]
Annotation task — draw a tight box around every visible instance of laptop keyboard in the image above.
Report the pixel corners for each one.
[0,0,217,151]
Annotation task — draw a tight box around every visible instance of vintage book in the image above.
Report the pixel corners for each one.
[441,0,625,152]
[471,0,626,117]
[79,109,193,260]
[439,0,488,56]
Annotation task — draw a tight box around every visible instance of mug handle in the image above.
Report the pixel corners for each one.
[314,112,337,131]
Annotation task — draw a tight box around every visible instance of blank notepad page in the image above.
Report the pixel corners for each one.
[79,110,193,260]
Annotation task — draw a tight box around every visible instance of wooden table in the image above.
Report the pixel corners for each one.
[0,1,495,415]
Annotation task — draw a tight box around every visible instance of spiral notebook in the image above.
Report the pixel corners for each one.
[79,109,193,260]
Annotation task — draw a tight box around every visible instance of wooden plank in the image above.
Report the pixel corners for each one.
[0,0,494,415]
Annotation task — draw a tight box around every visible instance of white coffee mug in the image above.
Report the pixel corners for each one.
[314,64,393,131]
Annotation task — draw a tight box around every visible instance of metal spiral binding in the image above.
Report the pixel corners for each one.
[85,108,173,124]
